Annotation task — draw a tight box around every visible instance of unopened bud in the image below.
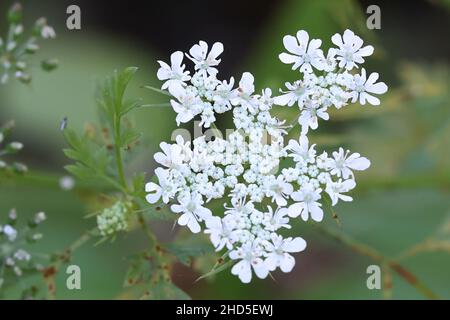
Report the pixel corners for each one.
[41,58,59,72]
[8,3,23,24]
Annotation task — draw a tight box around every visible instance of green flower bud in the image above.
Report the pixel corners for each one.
[8,3,23,24]
[7,141,23,152]
[41,58,59,72]
[12,162,28,173]
[15,72,31,84]
[32,17,47,37]
[97,201,131,237]
[25,43,39,54]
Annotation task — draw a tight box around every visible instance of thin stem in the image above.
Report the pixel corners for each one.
[139,103,171,108]
[142,85,171,96]
[137,211,157,245]
[312,223,440,300]
[113,113,128,192]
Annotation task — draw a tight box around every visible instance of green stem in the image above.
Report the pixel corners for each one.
[312,223,440,300]
[113,114,128,192]
[137,211,157,245]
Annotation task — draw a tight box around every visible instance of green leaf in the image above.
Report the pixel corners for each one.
[96,66,139,124]
[123,251,153,287]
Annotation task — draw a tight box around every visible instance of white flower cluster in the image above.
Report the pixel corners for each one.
[97,201,130,237]
[276,29,388,134]
[0,3,57,85]
[145,30,387,283]
[0,210,45,285]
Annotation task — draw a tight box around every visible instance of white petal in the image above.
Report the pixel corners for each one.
[296,30,309,48]
[282,237,307,253]
[283,35,301,54]
[145,192,161,204]
[252,259,269,279]
[279,254,295,273]
[273,92,294,106]
[170,51,184,68]
[279,53,299,65]
[331,33,343,47]
[209,42,224,59]
[348,156,371,171]
[358,45,374,57]
[232,260,252,284]
[265,254,279,272]
[187,217,201,233]
[309,203,323,222]
[364,93,380,106]
[366,72,379,86]
[288,202,304,218]
[343,29,355,45]
[367,82,388,95]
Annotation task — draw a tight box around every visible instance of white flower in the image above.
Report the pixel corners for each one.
[213,77,236,112]
[264,234,306,272]
[204,216,235,251]
[41,25,56,39]
[14,249,31,262]
[289,183,323,222]
[59,175,75,191]
[231,72,258,112]
[287,135,316,164]
[153,141,184,169]
[157,51,191,91]
[146,32,383,282]
[350,68,388,106]
[2,225,17,242]
[331,29,374,70]
[279,30,325,73]
[186,41,224,76]
[273,81,310,107]
[171,193,212,233]
[264,206,291,231]
[33,211,47,224]
[145,167,178,204]
[230,242,269,283]
[265,176,293,206]
[298,104,329,134]
[168,84,203,125]
[325,179,356,206]
[329,147,371,179]
[174,135,193,162]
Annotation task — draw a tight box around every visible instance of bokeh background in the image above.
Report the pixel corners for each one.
[0,0,449,299]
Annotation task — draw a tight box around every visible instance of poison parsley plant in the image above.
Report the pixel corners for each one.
[145,30,387,283]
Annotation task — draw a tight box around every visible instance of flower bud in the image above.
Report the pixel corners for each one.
[41,58,59,72]
[15,72,31,84]
[97,201,131,237]
[12,162,28,173]
[25,43,39,54]
[5,141,24,154]
[8,3,23,24]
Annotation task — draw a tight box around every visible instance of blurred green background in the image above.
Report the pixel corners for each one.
[0,0,449,299]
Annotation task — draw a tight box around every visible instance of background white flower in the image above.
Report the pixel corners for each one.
[331,29,374,70]
[350,68,388,105]
[279,30,325,73]
[157,51,191,91]
[186,41,224,76]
